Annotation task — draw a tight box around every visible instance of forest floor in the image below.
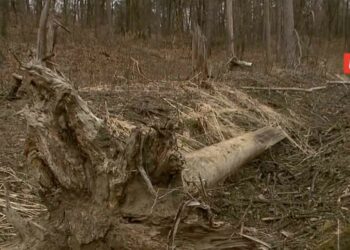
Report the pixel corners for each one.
[0,36,350,249]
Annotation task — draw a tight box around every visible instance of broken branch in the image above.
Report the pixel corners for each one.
[241,86,327,92]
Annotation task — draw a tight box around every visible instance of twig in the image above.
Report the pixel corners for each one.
[198,174,208,199]
[130,57,152,82]
[167,200,192,250]
[149,189,159,215]
[8,49,23,67]
[327,80,350,85]
[337,219,340,250]
[235,199,252,229]
[294,29,302,67]
[240,233,272,249]
[241,86,327,92]
[137,134,157,196]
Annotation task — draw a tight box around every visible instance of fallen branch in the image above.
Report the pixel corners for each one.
[240,233,272,249]
[327,80,350,85]
[241,86,327,92]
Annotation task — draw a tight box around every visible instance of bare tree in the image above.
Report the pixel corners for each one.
[345,0,350,51]
[276,0,283,62]
[226,0,235,57]
[282,0,296,67]
[106,0,113,37]
[264,0,272,67]
[205,0,216,56]
[0,0,9,37]
[192,22,208,76]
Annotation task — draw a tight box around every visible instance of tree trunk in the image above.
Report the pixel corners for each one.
[182,127,285,191]
[63,0,68,25]
[0,0,9,37]
[264,0,272,68]
[205,0,216,57]
[226,0,235,57]
[36,0,51,62]
[35,0,43,25]
[192,23,208,77]
[345,0,350,51]
[106,0,113,37]
[282,0,296,67]
[276,0,283,62]
[94,0,100,38]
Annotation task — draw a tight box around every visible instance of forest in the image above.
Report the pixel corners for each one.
[0,0,350,249]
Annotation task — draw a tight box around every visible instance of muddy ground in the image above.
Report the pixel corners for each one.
[0,38,350,249]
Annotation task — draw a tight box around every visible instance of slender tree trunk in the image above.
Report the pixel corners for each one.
[0,0,9,37]
[25,0,30,13]
[63,0,68,25]
[79,0,84,26]
[345,0,350,51]
[125,0,130,33]
[264,0,272,67]
[226,0,235,57]
[282,0,296,67]
[94,0,100,37]
[205,0,216,57]
[87,0,92,27]
[106,0,113,37]
[276,0,283,62]
[35,0,43,24]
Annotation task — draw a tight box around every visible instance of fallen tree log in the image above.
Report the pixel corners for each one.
[4,61,285,249]
[228,57,253,69]
[182,126,285,191]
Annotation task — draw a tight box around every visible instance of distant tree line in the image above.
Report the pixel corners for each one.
[1,0,350,68]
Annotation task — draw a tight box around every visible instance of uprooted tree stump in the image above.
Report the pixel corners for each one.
[4,60,286,249]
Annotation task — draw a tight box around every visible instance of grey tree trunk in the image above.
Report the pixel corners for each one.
[106,0,113,37]
[276,0,283,62]
[345,0,350,51]
[226,0,235,57]
[264,0,272,67]
[205,0,216,57]
[0,0,9,37]
[282,0,296,67]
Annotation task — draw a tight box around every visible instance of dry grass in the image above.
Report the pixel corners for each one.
[0,167,46,243]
